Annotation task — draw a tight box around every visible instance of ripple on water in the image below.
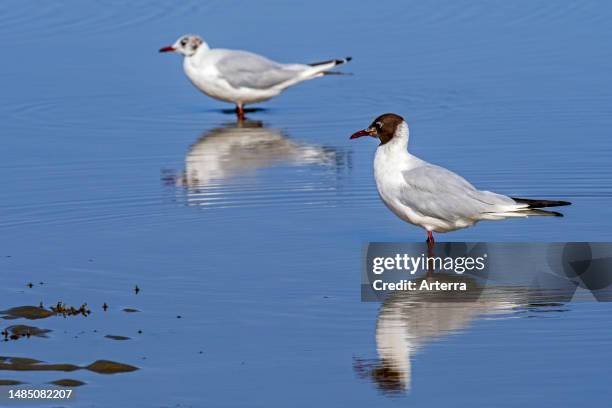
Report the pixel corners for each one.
[2,93,214,133]
[0,0,220,42]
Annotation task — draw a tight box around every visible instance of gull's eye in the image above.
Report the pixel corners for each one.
[376,121,383,129]
[180,38,188,46]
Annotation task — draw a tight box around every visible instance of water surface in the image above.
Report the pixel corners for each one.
[1,0,612,406]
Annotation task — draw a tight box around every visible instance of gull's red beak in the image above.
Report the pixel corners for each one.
[350,128,375,139]
[159,46,175,53]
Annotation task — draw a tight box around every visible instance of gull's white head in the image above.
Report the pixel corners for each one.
[159,34,206,57]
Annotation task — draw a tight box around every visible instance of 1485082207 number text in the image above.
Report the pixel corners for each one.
[7,389,73,399]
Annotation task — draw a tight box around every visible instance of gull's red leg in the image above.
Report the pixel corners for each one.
[426,230,436,266]
[426,231,435,249]
[235,104,245,121]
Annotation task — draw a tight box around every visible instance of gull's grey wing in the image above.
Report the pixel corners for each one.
[215,50,304,90]
[399,164,516,222]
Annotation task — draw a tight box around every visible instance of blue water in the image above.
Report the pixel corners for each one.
[1,0,612,406]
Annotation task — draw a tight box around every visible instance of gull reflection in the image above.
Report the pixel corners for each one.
[355,273,528,394]
[178,120,338,187]
[163,120,345,208]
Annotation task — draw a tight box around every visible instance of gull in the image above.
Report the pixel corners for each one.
[350,113,571,246]
[159,34,351,119]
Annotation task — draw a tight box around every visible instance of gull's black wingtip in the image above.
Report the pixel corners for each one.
[309,57,353,67]
[512,197,572,208]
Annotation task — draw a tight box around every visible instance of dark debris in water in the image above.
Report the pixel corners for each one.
[122,308,139,313]
[0,356,80,372]
[1,303,91,320]
[3,325,51,341]
[1,306,55,320]
[0,379,24,385]
[86,360,138,374]
[105,335,130,341]
[49,378,86,387]
[51,302,91,317]
[0,356,138,375]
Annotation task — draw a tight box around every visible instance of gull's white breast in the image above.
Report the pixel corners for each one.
[374,145,438,231]
[373,124,459,232]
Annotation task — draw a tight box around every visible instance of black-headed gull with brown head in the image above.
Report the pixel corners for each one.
[350,113,571,247]
[159,34,351,119]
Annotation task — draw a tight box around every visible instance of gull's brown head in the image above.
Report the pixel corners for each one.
[350,113,405,145]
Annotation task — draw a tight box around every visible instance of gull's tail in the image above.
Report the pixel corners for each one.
[485,197,571,219]
[514,197,572,217]
[516,208,564,217]
[506,197,571,217]
[280,57,353,89]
